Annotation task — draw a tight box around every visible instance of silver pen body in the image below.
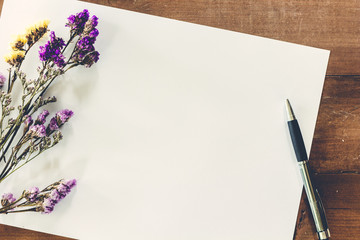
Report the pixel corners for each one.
[298,161,330,239]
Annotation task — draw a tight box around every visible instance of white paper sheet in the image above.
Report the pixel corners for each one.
[0,0,329,239]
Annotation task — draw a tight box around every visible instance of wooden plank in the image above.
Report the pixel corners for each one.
[295,174,360,239]
[295,192,360,239]
[310,76,360,173]
[0,0,3,17]
[315,174,360,209]
[0,223,76,240]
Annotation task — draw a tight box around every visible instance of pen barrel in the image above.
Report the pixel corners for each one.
[298,161,330,239]
[288,120,308,162]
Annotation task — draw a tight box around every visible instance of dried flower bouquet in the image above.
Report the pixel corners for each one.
[0,9,99,214]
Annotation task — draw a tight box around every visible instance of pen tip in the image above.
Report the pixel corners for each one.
[286,99,296,121]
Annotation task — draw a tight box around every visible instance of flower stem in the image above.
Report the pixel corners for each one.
[4,207,37,214]
[0,147,43,184]
[0,196,24,214]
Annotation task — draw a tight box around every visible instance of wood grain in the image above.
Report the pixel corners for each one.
[311,76,360,174]
[0,224,75,240]
[294,174,360,240]
[0,0,3,17]
[0,0,359,239]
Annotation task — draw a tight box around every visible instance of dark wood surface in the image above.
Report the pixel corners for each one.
[0,0,359,239]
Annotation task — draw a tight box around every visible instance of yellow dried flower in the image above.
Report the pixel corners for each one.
[25,19,50,46]
[4,50,25,66]
[36,19,50,29]
[10,34,27,50]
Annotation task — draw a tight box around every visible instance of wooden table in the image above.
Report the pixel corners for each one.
[0,0,359,239]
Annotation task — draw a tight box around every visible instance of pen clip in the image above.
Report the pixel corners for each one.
[315,189,329,230]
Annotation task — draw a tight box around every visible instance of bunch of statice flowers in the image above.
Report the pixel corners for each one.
[0,9,99,214]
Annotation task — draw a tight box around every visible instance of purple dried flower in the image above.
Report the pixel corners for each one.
[57,184,69,200]
[89,28,99,38]
[48,189,61,203]
[63,179,77,189]
[68,11,100,68]
[57,179,76,199]
[35,110,49,125]
[83,15,99,38]
[0,73,6,88]
[24,115,33,127]
[56,109,74,124]
[77,36,95,51]
[82,14,98,37]
[48,117,59,131]
[47,109,73,134]
[65,9,90,35]
[1,193,16,207]
[40,179,76,214]
[2,193,16,202]
[41,198,54,214]
[72,35,100,67]
[25,187,40,202]
[72,37,99,68]
[83,51,100,68]
[29,124,46,138]
[89,15,98,28]
[39,31,66,67]
[23,115,33,134]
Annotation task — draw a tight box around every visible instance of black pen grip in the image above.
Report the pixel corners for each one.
[287,120,308,162]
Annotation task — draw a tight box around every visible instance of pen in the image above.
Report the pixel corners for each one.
[285,99,330,240]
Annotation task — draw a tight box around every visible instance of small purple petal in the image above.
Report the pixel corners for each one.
[40,179,77,214]
[26,187,40,202]
[65,9,90,34]
[49,189,61,204]
[89,28,99,38]
[24,115,33,127]
[39,31,66,68]
[1,193,16,207]
[1,193,16,203]
[56,109,74,124]
[49,117,59,131]
[0,73,6,88]
[41,198,54,214]
[62,179,77,189]
[89,15,98,28]
[29,124,46,137]
[36,110,49,125]
[57,184,70,197]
